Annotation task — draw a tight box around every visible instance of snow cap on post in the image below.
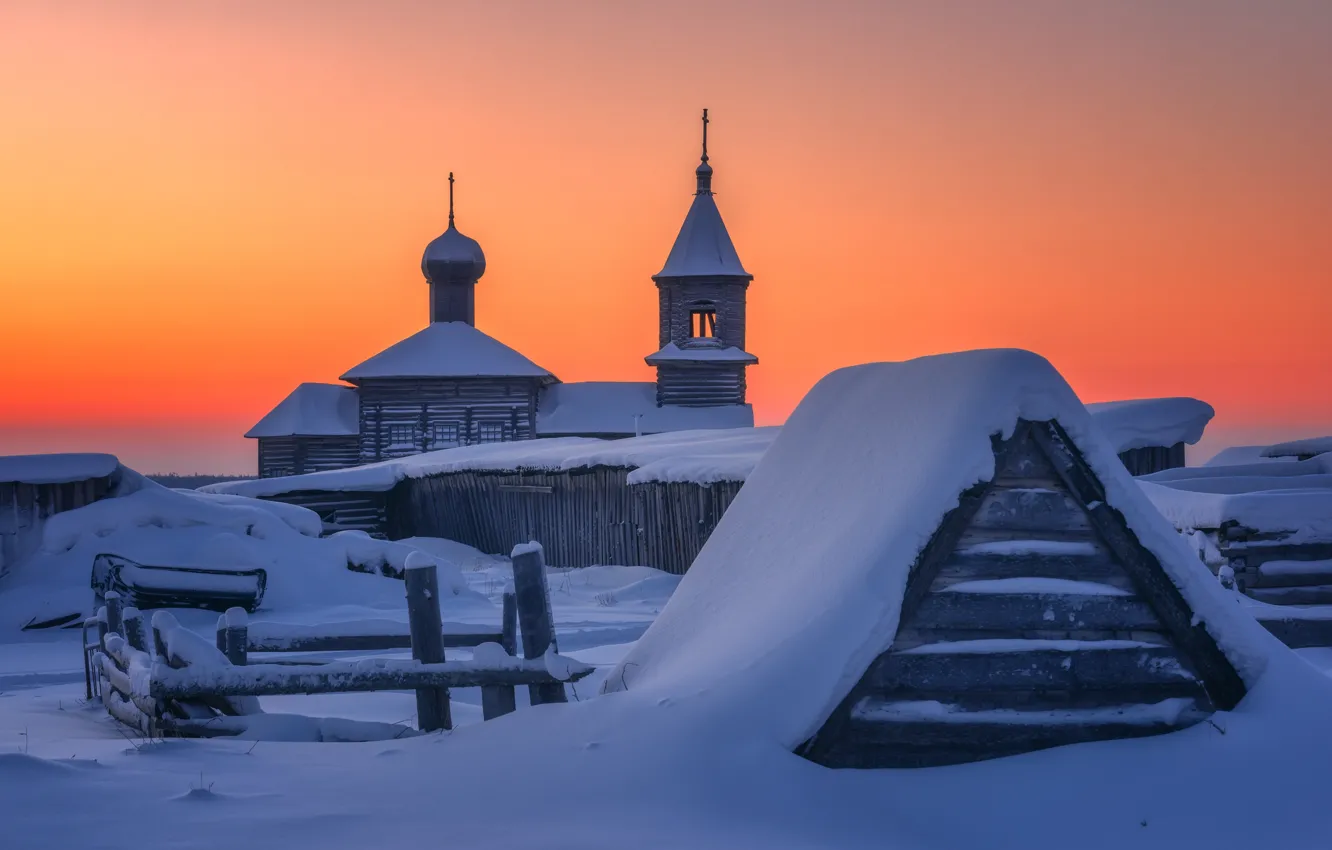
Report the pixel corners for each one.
[404,551,435,571]
[511,541,544,559]
[224,607,249,628]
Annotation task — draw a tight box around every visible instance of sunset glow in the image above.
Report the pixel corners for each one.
[2,1,1329,472]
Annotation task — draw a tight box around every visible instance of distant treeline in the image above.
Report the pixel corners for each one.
[148,474,250,490]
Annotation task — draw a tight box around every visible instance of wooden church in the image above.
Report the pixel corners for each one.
[604,350,1260,770]
[247,112,756,478]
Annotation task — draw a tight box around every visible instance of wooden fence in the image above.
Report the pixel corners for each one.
[387,467,744,574]
[90,543,591,738]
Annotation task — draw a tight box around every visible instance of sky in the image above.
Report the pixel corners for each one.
[1,1,1329,474]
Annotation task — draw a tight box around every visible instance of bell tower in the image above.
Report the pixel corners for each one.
[646,110,757,407]
[421,173,487,325]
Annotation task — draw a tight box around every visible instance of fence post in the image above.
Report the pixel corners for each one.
[404,552,451,732]
[511,542,566,705]
[122,607,146,653]
[223,608,248,666]
[216,614,228,654]
[103,592,124,640]
[480,591,519,720]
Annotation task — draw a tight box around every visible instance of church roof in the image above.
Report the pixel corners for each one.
[340,321,555,383]
[645,342,758,366]
[536,381,754,437]
[245,383,360,438]
[655,111,751,280]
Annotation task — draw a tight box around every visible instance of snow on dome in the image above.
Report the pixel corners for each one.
[1085,397,1214,453]
[340,321,554,382]
[535,382,754,437]
[655,187,750,279]
[421,224,486,284]
[244,383,360,438]
[605,349,1273,749]
[0,453,119,485]
[1263,435,1332,459]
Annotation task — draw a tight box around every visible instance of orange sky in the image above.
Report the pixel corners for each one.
[2,1,1329,473]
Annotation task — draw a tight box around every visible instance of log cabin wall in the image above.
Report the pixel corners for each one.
[654,363,747,407]
[0,475,114,575]
[388,467,744,574]
[257,436,361,479]
[1118,442,1186,476]
[257,489,389,535]
[356,377,544,463]
[657,279,750,351]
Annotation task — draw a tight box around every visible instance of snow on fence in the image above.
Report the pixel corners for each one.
[89,543,592,738]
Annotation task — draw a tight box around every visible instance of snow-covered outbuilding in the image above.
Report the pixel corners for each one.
[1262,435,1332,461]
[1084,397,1214,475]
[607,350,1259,768]
[245,383,360,477]
[247,115,756,478]
[0,453,121,575]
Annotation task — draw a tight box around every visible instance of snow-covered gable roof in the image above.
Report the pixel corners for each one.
[605,349,1271,749]
[340,322,554,382]
[0,453,120,485]
[1263,435,1332,459]
[1085,397,1214,453]
[644,343,757,365]
[655,191,750,279]
[535,382,754,437]
[205,427,780,499]
[245,383,360,439]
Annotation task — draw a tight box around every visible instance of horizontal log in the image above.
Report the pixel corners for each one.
[868,643,1202,693]
[105,690,155,737]
[910,592,1160,633]
[1229,543,1332,565]
[150,656,594,700]
[1242,561,1332,589]
[954,527,1102,550]
[970,487,1091,533]
[245,623,504,654]
[894,627,1170,649]
[1245,585,1332,606]
[1257,616,1332,649]
[932,552,1132,591]
[813,705,1204,768]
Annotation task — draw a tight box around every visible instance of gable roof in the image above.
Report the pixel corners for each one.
[655,191,750,279]
[535,382,754,437]
[605,349,1272,749]
[245,383,360,439]
[340,321,554,382]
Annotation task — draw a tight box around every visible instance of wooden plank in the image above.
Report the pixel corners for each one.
[969,486,1091,533]
[1029,420,1248,711]
[150,658,593,700]
[245,627,503,654]
[868,644,1202,693]
[1246,585,1332,606]
[1244,565,1332,590]
[812,710,1202,769]
[481,592,519,721]
[894,627,1170,648]
[909,592,1162,633]
[405,559,451,732]
[1237,544,1332,566]
[932,551,1131,589]
[1257,616,1332,649]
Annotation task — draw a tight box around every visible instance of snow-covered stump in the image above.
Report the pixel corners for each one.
[511,542,567,706]
[405,552,451,732]
[480,591,519,720]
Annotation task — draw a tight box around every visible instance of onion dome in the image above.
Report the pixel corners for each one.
[421,172,486,285]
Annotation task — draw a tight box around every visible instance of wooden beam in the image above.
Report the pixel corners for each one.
[405,557,451,732]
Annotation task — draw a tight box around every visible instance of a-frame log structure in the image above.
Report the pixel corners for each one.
[800,419,1246,769]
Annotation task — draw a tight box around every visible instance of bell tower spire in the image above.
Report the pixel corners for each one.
[695,108,713,195]
[448,171,455,228]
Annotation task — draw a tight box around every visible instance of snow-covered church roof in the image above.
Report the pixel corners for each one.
[605,349,1271,748]
[654,117,750,280]
[1085,397,1214,453]
[245,383,360,439]
[340,321,555,382]
[536,382,754,437]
